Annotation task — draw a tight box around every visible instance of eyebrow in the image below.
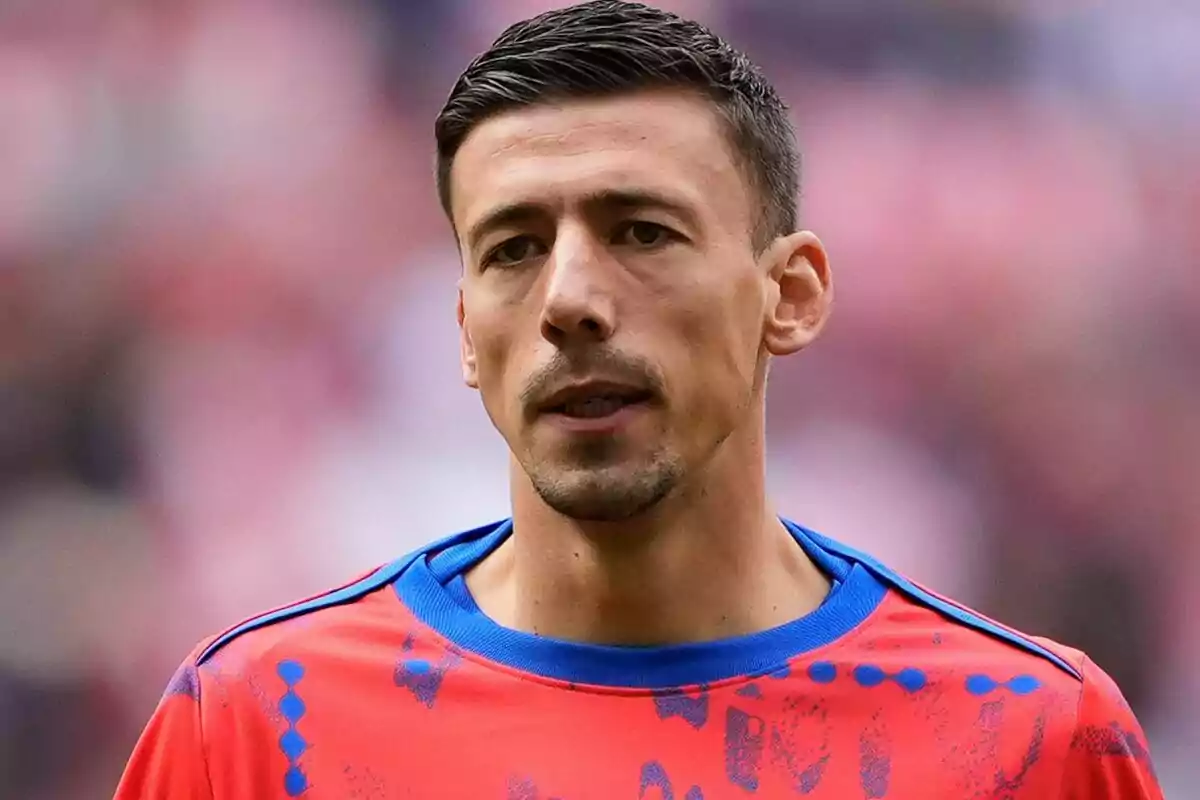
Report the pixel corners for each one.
[464,188,700,252]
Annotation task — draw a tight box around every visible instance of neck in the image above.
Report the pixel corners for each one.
[466,416,831,646]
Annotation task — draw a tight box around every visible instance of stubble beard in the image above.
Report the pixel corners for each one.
[526,442,684,522]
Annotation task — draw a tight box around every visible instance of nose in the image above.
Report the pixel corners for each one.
[539,227,616,345]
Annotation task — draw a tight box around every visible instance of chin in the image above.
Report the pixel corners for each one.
[539,489,663,523]
[527,460,683,523]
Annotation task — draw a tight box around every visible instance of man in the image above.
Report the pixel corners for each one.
[116,2,1164,798]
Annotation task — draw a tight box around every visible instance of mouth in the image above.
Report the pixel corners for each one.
[538,382,656,421]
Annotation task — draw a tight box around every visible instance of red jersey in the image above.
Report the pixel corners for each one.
[116,519,1163,799]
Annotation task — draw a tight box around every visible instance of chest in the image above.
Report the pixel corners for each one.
[203,659,1074,799]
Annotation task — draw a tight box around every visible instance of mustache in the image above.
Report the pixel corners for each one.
[519,349,666,410]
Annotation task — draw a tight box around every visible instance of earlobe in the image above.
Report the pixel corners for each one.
[763,231,832,357]
[458,289,479,389]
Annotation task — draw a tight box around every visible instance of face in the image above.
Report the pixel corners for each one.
[451,91,829,522]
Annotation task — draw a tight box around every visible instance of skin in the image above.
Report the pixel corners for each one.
[451,90,834,646]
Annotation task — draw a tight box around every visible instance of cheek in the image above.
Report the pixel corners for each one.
[677,275,764,381]
[730,269,769,353]
[665,281,764,432]
[466,282,552,429]
[467,317,516,405]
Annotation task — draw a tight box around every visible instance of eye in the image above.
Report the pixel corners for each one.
[483,236,545,268]
[614,221,675,249]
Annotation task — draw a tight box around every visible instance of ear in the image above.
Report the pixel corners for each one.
[762,231,832,357]
[457,284,479,389]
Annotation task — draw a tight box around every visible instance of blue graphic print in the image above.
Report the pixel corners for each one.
[639,761,704,799]
[506,775,565,799]
[653,687,710,729]
[858,722,892,799]
[276,660,308,797]
[807,661,837,684]
[852,664,927,693]
[163,663,200,701]
[965,674,1041,696]
[394,635,463,709]
[724,707,765,791]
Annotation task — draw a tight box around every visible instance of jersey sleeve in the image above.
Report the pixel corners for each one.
[114,648,215,800]
[1058,656,1164,800]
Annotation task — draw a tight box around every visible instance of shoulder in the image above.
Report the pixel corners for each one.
[192,558,411,668]
[136,556,431,798]
[798,524,1083,682]
[180,520,501,672]
[800,523,1163,795]
[797,522,1143,709]
[156,559,418,732]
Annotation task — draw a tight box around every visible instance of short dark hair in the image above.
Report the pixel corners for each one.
[434,0,799,251]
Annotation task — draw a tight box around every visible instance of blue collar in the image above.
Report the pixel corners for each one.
[393,518,886,688]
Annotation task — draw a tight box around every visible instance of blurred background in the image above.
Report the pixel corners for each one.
[0,0,1197,796]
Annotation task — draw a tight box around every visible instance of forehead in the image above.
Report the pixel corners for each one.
[449,91,752,238]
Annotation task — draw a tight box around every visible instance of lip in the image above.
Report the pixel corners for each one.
[533,380,656,435]
[541,401,650,434]
[535,380,655,415]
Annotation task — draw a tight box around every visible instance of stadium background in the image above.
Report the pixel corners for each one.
[0,0,1196,796]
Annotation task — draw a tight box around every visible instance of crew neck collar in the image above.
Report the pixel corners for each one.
[392,518,887,689]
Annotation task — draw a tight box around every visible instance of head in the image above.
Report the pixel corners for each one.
[438,0,831,522]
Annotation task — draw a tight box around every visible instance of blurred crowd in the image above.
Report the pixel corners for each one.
[0,1,1196,797]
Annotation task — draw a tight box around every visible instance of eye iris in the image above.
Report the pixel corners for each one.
[631,223,660,245]
[501,239,530,262]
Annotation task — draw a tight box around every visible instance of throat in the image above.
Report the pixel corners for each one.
[464,519,830,647]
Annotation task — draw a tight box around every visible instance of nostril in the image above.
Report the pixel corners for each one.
[540,303,613,344]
